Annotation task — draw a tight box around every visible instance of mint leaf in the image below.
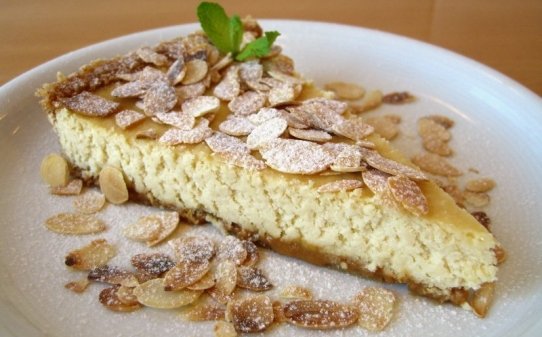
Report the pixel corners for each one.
[197,2,243,54]
[236,31,280,61]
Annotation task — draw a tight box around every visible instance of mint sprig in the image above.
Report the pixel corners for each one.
[197,2,280,61]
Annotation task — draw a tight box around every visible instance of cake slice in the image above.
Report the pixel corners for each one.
[37,18,501,317]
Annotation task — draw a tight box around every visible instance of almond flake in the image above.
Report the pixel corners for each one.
[465,178,496,193]
[123,214,162,242]
[350,90,383,113]
[365,115,401,140]
[147,211,180,246]
[280,285,313,300]
[143,81,177,116]
[182,95,220,117]
[214,66,241,101]
[362,169,391,195]
[136,46,168,66]
[217,236,248,265]
[247,108,282,125]
[65,278,90,293]
[183,302,226,321]
[318,179,364,193]
[214,321,238,337]
[267,70,303,86]
[40,153,70,187]
[213,260,238,299]
[73,190,106,214]
[330,145,365,172]
[387,175,429,215]
[272,301,287,324]
[464,191,490,208]
[211,54,234,72]
[176,82,207,101]
[283,109,311,129]
[88,265,136,285]
[471,211,491,229]
[131,253,175,276]
[382,91,415,104]
[111,81,148,98]
[135,128,159,140]
[181,59,209,85]
[187,271,216,290]
[239,60,263,84]
[205,132,250,155]
[418,117,452,156]
[411,153,462,176]
[362,149,428,181]
[288,127,332,142]
[60,91,119,117]
[98,166,129,204]
[65,239,116,270]
[493,245,506,265]
[115,109,146,129]
[45,212,106,235]
[242,241,259,266]
[166,56,186,85]
[218,116,256,136]
[353,287,396,331]
[227,295,274,333]
[169,235,216,263]
[118,66,167,83]
[116,285,140,306]
[425,114,455,128]
[50,179,83,196]
[468,282,495,318]
[247,117,288,149]
[164,259,211,291]
[154,111,196,130]
[332,118,374,141]
[159,119,213,145]
[283,300,359,330]
[268,82,296,106]
[99,286,142,312]
[260,138,335,174]
[324,82,365,100]
[219,151,267,171]
[134,278,202,309]
[228,91,266,115]
[237,266,273,291]
[262,54,294,74]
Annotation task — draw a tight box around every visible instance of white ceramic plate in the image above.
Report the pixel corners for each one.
[1,20,541,337]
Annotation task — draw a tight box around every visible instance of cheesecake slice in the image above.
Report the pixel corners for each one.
[37,24,501,316]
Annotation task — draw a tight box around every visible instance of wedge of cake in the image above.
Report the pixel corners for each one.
[37,14,501,317]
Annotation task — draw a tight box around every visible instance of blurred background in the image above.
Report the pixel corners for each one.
[1,0,541,95]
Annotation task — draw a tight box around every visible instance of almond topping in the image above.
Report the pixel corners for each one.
[99,286,142,312]
[214,260,238,297]
[382,91,415,104]
[365,115,401,140]
[136,46,168,66]
[288,127,332,142]
[350,90,382,113]
[60,91,119,117]
[205,132,250,155]
[45,212,106,235]
[236,266,273,291]
[64,278,90,293]
[280,285,313,300]
[135,128,159,140]
[146,211,180,246]
[247,107,282,125]
[111,81,148,98]
[362,169,391,195]
[332,119,374,141]
[412,153,462,176]
[471,211,491,230]
[98,166,129,204]
[130,253,175,276]
[115,109,146,129]
[318,179,364,193]
[164,259,211,291]
[170,235,216,263]
[50,179,83,196]
[123,215,162,242]
[227,295,274,333]
[464,191,490,208]
[387,175,429,216]
[40,153,70,187]
[324,81,365,100]
[73,190,106,214]
[283,300,359,330]
[214,66,241,101]
[116,285,140,306]
[353,287,396,331]
[217,236,248,265]
[218,116,256,136]
[260,138,335,174]
[214,321,238,337]
[159,118,213,145]
[362,149,427,181]
[166,56,186,85]
[182,96,221,117]
[65,239,116,271]
[187,271,216,290]
[182,59,209,85]
[143,81,177,116]
[468,282,495,318]
[133,278,202,309]
[176,82,207,101]
[242,241,259,267]
[154,111,196,130]
[88,265,136,285]
[228,91,266,115]
[246,117,288,149]
[183,302,226,321]
[218,151,267,171]
[465,178,496,193]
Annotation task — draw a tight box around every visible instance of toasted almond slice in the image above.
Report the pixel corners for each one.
[98,166,129,204]
[332,119,374,141]
[218,116,256,137]
[464,191,490,208]
[65,278,90,293]
[388,175,429,216]
[159,119,213,145]
[60,91,119,117]
[123,215,162,242]
[216,236,248,265]
[50,179,83,196]
[466,178,496,193]
[214,321,238,337]
[353,287,396,331]
[365,115,401,140]
[65,239,116,271]
[45,212,106,235]
[283,300,359,330]
[363,149,427,181]
[228,91,266,116]
[134,278,202,309]
[330,145,364,172]
[283,109,311,129]
[73,190,106,214]
[187,271,216,290]
[115,109,146,129]
[324,82,365,100]
[493,245,507,265]
[471,211,491,229]
[262,54,293,74]
[425,114,455,129]
[170,235,216,263]
[236,266,273,291]
[214,260,238,297]
[422,137,453,157]
[317,179,364,193]
[116,285,140,305]
[164,259,211,291]
[241,241,259,267]
[350,90,382,113]
[131,253,175,276]
[154,111,196,130]
[227,295,274,333]
[182,59,208,85]
[99,286,142,312]
[382,91,415,104]
[176,82,207,101]
[260,138,335,174]
[268,82,296,106]
[136,46,168,66]
[214,66,241,101]
[247,108,282,125]
[205,132,250,155]
[246,117,288,150]
[143,81,177,116]
[411,153,462,176]
[111,81,149,98]
[288,127,332,142]
[147,211,180,246]
[239,60,263,83]
[166,56,186,85]
[40,153,70,187]
[183,302,226,321]
[280,285,313,300]
[135,128,159,140]
[182,96,220,117]
[207,286,236,305]
[88,265,136,285]
[211,54,234,72]
[362,169,391,195]
[469,282,495,318]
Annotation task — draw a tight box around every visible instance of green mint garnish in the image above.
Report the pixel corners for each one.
[197,2,280,61]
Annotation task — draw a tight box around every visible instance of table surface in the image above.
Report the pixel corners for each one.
[1,0,541,96]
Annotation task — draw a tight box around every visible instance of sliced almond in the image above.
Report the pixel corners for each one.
[332,119,374,141]
[283,300,359,330]
[464,191,490,208]
[214,66,241,101]
[246,117,288,149]
[242,241,259,267]
[182,96,220,117]
[268,82,296,106]
[468,282,495,318]
[418,117,453,156]
[349,90,382,113]
[260,138,335,174]
[213,260,238,299]
[182,59,209,85]
[187,271,216,290]
[353,287,396,331]
[116,285,140,306]
[288,128,332,142]
[99,286,142,312]
[317,179,364,193]
[493,245,507,265]
[382,91,415,104]
[164,259,211,291]
[50,179,83,196]
[465,178,496,193]
[65,239,116,271]
[159,118,213,145]
[471,211,491,230]
[280,285,313,300]
[166,56,186,85]
[216,236,248,265]
[123,215,162,242]
[228,91,266,116]
[98,166,129,204]
[218,116,256,136]
[330,145,364,172]
[115,109,146,129]
[170,235,216,263]
[154,111,196,130]
[143,81,177,116]
[136,46,168,66]
[362,169,391,195]
[362,149,427,181]
[147,211,180,246]
[135,128,159,140]
[218,151,267,171]
[365,115,401,140]
[425,114,455,129]
[88,265,136,285]
[45,212,106,235]
[236,266,273,291]
[324,82,365,100]
[205,132,250,155]
[227,295,274,333]
[214,321,238,337]
[64,278,90,293]
[387,175,429,216]
[60,91,119,117]
[73,190,106,214]
[111,81,148,98]
[239,60,263,84]
[176,82,207,101]
[412,153,462,176]
[40,153,70,187]
[134,278,202,309]
[131,253,175,276]
[247,107,282,125]
[183,302,226,321]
